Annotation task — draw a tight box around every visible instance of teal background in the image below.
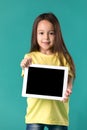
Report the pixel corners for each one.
[0,0,87,130]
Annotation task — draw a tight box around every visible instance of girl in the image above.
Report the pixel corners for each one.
[20,12,75,130]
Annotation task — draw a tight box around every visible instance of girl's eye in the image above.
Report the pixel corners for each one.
[39,32,44,35]
[49,31,55,35]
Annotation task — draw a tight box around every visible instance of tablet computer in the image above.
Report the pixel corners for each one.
[22,64,68,100]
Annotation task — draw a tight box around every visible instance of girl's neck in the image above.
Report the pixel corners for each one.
[40,49,53,55]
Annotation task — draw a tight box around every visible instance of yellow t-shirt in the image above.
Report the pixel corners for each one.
[22,51,73,126]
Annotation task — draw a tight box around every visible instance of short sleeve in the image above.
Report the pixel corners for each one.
[63,56,74,78]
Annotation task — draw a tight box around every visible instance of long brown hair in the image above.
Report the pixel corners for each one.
[30,12,76,79]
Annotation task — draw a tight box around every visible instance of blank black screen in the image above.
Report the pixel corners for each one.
[26,66,64,97]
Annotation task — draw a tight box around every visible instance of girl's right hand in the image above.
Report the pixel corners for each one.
[20,57,32,68]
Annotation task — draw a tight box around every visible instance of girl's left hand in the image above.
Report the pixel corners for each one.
[63,88,72,102]
[62,77,73,102]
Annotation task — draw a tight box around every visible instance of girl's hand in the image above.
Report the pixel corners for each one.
[63,88,72,102]
[20,57,32,68]
[62,78,73,102]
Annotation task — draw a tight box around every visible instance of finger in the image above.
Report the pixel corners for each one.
[20,57,32,68]
[61,96,68,102]
[65,88,72,96]
[63,97,68,102]
[25,57,32,67]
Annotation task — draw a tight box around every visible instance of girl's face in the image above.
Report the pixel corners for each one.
[37,20,55,54]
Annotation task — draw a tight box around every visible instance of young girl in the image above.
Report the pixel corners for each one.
[20,12,75,130]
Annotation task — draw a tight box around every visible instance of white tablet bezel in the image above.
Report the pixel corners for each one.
[22,64,68,100]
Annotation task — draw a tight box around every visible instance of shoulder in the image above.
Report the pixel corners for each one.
[60,53,74,77]
[58,53,67,64]
[24,51,37,58]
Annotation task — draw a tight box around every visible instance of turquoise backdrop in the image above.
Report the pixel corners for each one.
[0,0,87,130]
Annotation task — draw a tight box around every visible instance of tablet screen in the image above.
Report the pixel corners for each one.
[22,64,68,100]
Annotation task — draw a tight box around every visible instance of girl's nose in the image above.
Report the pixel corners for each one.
[44,33,49,40]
